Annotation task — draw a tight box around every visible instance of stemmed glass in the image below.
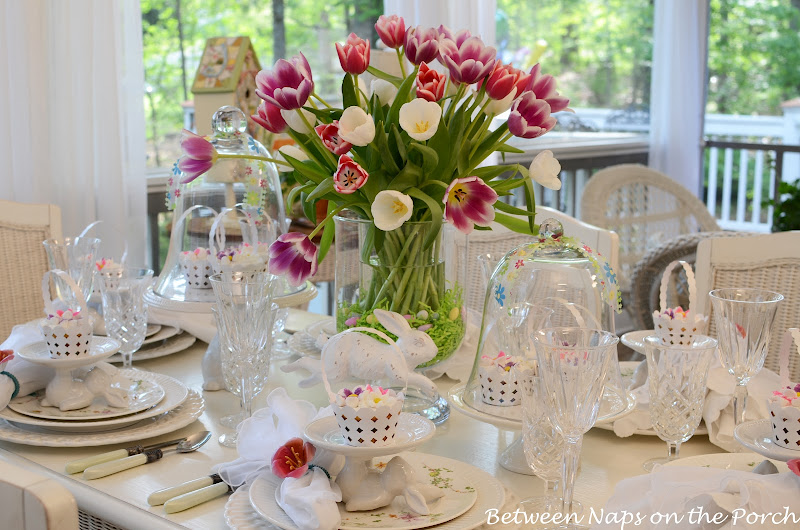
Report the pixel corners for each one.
[533,328,618,525]
[43,237,101,303]
[210,272,278,447]
[709,288,784,425]
[98,268,154,369]
[642,335,717,471]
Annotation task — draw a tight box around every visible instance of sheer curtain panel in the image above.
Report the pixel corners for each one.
[0,0,147,263]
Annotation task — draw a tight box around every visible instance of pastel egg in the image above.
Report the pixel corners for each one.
[431,312,440,320]
[344,316,358,327]
[448,307,460,320]
[418,324,433,332]
[365,314,377,324]
[416,310,429,320]
[403,314,412,320]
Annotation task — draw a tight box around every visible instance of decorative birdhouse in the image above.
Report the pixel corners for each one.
[191,36,268,146]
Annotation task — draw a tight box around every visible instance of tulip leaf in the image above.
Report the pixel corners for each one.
[285,182,315,211]
[317,202,337,263]
[494,212,539,236]
[372,224,385,253]
[366,66,403,87]
[370,94,385,124]
[490,176,530,193]
[374,124,399,174]
[281,155,328,185]
[389,162,422,191]
[494,143,525,154]
[342,74,357,109]
[427,119,451,178]
[307,178,335,202]
[409,143,439,174]
[300,191,317,222]
[456,139,473,175]
[406,187,443,251]
[472,164,515,180]
[391,124,407,160]
[523,177,537,233]
[386,73,417,133]
[495,199,536,217]
[303,106,341,123]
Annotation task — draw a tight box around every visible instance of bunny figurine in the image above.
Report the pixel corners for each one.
[43,362,129,411]
[282,310,439,396]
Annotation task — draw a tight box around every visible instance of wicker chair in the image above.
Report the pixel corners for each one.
[0,200,63,339]
[694,231,800,380]
[629,231,752,331]
[0,460,78,529]
[581,164,721,310]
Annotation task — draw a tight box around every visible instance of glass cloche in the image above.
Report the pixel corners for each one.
[461,218,630,423]
[151,105,288,309]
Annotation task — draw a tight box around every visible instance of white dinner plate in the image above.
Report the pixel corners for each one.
[245,452,502,530]
[107,331,196,363]
[0,390,203,446]
[662,452,788,472]
[8,377,164,421]
[0,370,189,433]
[620,330,653,355]
[142,325,181,345]
[95,322,162,338]
[734,419,800,462]
[304,414,435,458]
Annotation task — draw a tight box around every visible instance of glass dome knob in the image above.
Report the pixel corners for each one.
[212,105,248,135]
[539,218,564,239]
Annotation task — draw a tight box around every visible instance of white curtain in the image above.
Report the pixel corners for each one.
[383,0,497,46]
[0,0,147,263]
[649,0,709,196]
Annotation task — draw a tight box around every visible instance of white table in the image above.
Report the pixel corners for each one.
[0,311,727,529]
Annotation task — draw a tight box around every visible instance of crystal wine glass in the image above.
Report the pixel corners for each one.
[643,335,717,471]
[98,268,154,369]
[210,272,278,447]
[533,327,618,527]
[709,288,783,425]
[43,237,101,304]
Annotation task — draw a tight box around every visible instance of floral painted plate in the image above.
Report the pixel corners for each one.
[248,452,490,530]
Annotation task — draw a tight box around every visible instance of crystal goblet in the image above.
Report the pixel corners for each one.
[43,237,101,304]
[643,335,717,471]
[98,268,153,369]
[210,272,279,448]
[709,288,783,425]
[533,327,618,527]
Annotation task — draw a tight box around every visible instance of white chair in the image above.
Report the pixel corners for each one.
[0,200,63,339]
[581,164,720,298]
[460,207,620,315]
[0,460,78,529]
[695,231,800,379]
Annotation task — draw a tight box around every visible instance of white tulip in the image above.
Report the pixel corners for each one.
[529,150,562,190]
[275,145,308,172]
[370,79,398,106]
[482,88,517,116]
[281,108,316,134]
[399,99,442,141]
[371,190,414,231]
[339,106,376,146]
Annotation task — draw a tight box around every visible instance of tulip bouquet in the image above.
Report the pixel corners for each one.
[178,14,567,362]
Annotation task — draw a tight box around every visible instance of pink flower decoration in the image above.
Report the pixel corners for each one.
[271,438,316,479]
[333,155,369,194]
[255,53,314,111]
[269,233,319,287]
[788,459,800,477]
[251,101,287,134]
[375,15,406,49]
[0,350,14,364]
[314,122,353,155]
[336,33,370,75]
[178,129,218,184]
[443,176,498,234]
[415,62,446,102]
[507,92,557,139]
[404,26,439,66]
[442,36,496,86]
[484,62,531,101]
[525,63,569,113]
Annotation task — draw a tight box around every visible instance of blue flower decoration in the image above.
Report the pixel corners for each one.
[248,137,258,152]
[603,262,617,285]
[171,160,181,175]
[495,284,506,307]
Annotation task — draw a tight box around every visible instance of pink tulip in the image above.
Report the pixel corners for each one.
[436,25,472,65]
[415,62,446,102]
[442,176,498,234]
[507,92,557,139]
[442,36,497,86]
[178,129,217,184]
[314,121,352,155]
[525,63,569,113]
[375,15,405,49]
[271,438,316,479]
[333,155,369,194]
[336,33,370,75]
[269,233,319,287]
[251,101,287,134]
[404,26,439,66]
[484,62,531,101]
[255,53,314,111]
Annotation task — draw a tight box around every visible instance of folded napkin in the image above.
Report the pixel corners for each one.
[147,306,214,343]
[612,355,779,452]
[213,387,344,530]
[0,323,54,410]
[592,465,800,530]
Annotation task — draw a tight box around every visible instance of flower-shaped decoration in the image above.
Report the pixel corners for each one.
[0,350,14,365]
[271,437,316,479]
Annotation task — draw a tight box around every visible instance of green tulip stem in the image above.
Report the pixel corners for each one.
[295,109,337,167]
[395,48,408,78]
[312,92,333,108]
[217,153,293,168]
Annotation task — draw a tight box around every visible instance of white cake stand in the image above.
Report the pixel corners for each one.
[304,413,440,512]
[16,337,121,410]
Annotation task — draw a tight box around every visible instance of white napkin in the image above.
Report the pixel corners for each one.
[276,467,343,530]
[591,465,800,530]
[0,323,54,410]
[147,306,214,343]
[213,387,344,530]
[611,356,779,452]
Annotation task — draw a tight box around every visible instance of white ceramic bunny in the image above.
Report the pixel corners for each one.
[337,455,445,513]
[281,310,439,396]
[43,362,129,411]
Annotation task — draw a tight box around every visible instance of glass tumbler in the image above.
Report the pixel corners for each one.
[98,268,154,369]
[43,237,101,304]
